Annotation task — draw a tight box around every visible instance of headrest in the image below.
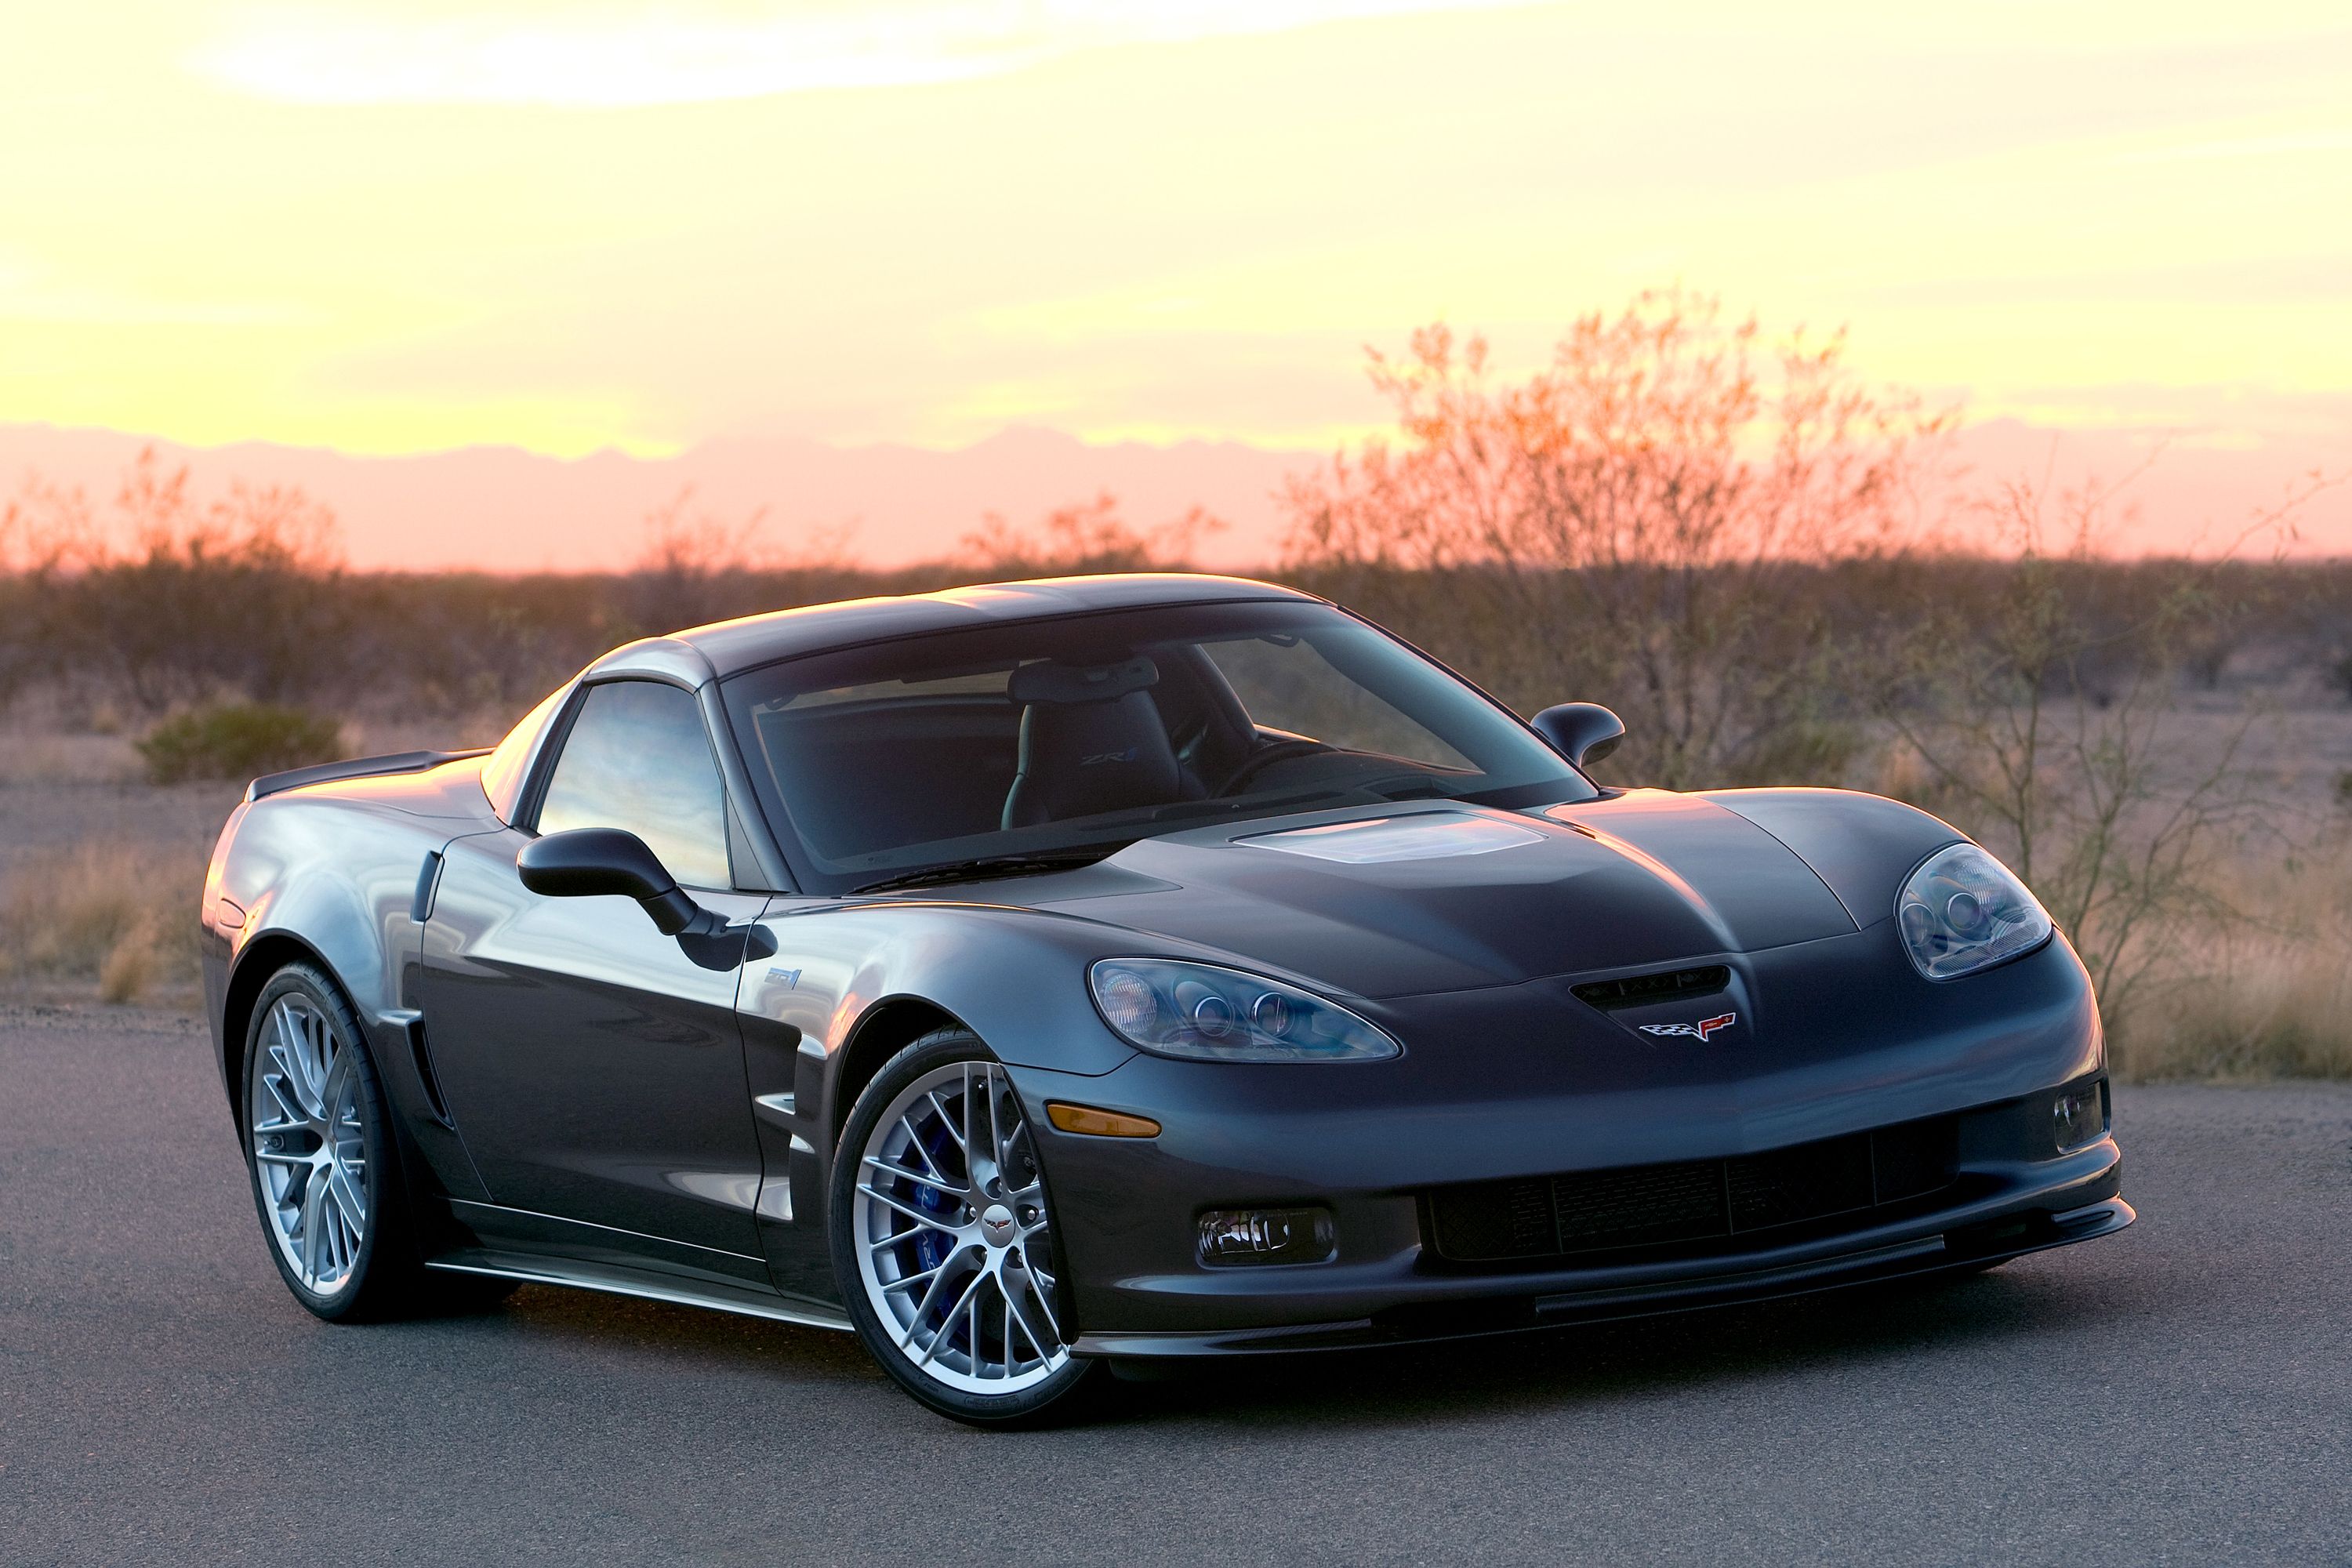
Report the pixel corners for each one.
[1007,655,1160,706]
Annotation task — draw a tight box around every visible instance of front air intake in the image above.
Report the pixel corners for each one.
[1425,1115,1962,1265]
[1570,965,1731,1011]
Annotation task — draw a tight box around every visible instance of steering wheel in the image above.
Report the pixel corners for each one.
[1217,738,1331,796]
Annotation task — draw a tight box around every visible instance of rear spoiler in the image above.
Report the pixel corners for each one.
[245,748,492,803]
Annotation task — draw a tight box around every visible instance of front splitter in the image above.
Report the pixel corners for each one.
[1073,1196,2134,1359]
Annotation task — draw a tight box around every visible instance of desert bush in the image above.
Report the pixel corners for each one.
[0,842,203,1005]
[137,702,346,784]
[6,452,351,712]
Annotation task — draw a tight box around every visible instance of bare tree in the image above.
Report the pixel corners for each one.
[1864,467,2328,1027]
[1284,289,1951,786]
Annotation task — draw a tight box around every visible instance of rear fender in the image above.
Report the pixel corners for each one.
[209,799,461,1126]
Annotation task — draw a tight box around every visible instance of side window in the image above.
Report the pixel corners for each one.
[481,681,572,822]
[536,681,733,890]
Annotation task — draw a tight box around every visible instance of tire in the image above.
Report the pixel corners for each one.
[241,962,494,1321]
[829,1029,1107,1426]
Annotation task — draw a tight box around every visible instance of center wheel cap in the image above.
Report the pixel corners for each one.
[978,1203,1016,1246]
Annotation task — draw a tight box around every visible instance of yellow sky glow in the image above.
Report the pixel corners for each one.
[2,0,2348,464]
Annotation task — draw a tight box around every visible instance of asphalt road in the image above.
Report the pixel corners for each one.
[2,1007,2348,1566]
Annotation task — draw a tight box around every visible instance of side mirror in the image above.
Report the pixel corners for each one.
[1530,702,1626,771]
[517,827,713,936]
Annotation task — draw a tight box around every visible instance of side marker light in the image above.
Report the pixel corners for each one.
[1045,1102,1162,1138]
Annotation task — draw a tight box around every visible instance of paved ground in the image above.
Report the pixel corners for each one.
[2,1007,2347,1566]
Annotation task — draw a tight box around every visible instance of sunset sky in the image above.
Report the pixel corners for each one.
[5,2,2349,484]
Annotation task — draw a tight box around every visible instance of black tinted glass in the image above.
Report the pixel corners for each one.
[538,681,732,889]
[722,601,1591,895]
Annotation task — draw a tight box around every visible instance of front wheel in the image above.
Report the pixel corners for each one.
[829,1029,1105,1425]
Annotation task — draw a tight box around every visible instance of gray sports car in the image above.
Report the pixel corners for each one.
[200,573,2129,1423]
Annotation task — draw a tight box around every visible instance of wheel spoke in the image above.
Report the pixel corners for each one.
[899,1255,963,1342]
[319,1045,351,1121]
[857,1182,960,1233]
[1001,1276,1048,1370]
[263,1065,306,1128]
[989,1077,1018,1176]
[895,1114,949,1181]
[327,1164,366,1234]
[862,1153,964,1196]
[298,1172,326,1282]
[956,1063,984,1183]
[282,1007,325,1116]
[912,1267,985,1367]
[879,1264,946,1296]
[1020,1268,1063,1345]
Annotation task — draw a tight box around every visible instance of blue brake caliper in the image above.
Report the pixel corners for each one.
[909,1110,959,1276]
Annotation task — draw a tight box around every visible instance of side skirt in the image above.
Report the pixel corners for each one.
[426,1247,854,1334]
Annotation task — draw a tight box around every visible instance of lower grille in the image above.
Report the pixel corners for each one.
[1427,1116,1960,1265]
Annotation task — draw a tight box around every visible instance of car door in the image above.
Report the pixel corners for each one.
[419,677,769,1273]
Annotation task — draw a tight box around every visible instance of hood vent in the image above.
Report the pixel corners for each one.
[1571,964,1731,1011]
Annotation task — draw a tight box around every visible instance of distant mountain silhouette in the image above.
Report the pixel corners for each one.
[2,418,2342,570]
[0,423,1310,572]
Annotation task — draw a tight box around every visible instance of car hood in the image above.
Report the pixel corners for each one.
[1016,790,1864,999]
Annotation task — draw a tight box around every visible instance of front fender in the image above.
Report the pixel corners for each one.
[748,901,1145,1085]
[739,898,1211,1308]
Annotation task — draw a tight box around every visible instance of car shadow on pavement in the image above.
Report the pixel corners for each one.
[412,1284,888,1387]
[1087,1262,2153,1430]
[413,1246,2158,1431]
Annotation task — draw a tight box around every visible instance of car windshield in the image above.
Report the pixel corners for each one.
[720,598,1595,894]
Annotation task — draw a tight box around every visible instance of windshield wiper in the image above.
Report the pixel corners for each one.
[849,848,1129,896]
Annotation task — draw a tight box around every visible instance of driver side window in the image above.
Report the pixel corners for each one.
[537,680,734,890]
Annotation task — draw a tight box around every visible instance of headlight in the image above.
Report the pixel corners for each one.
[1087,959,1401,1062]
[1896,843,2053,980]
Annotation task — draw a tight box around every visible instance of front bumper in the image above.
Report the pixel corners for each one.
[1021,926,2124,1357]
[1070,1151,2129,1358]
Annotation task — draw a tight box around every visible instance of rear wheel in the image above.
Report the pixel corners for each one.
[829,1029,1105,1425]
[241,962,501,1320]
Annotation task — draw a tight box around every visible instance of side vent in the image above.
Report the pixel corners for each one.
[410,850,446,923]
[1571,965,1732,1011]
[404,1016,454,1126]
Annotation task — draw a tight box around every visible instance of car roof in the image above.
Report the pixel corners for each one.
[593,573,1324,683]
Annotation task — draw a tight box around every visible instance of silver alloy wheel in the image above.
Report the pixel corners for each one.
[851,1060,1070,1395]
[249,993,369,1297]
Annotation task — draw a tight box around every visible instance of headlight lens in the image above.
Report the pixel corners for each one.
[1896,844,2053,980]
[1087,959,1400,1062]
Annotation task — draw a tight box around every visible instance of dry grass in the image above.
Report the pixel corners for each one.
[0,840,204,1006]
[2108,838,2352,1080]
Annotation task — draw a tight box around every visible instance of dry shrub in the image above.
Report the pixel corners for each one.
[2110,840,2352,1080]
[0,841,203,1005]
[137,702,344,784]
